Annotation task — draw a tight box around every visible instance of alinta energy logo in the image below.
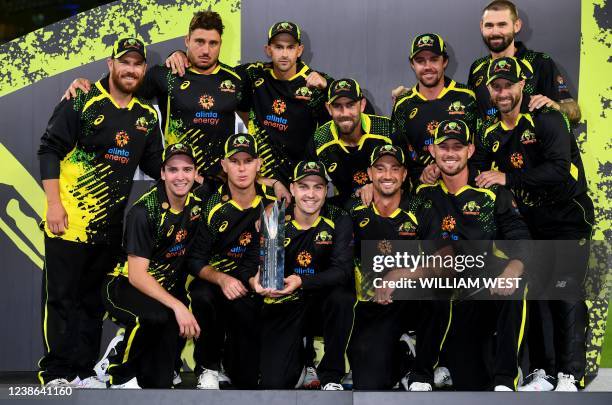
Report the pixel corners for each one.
[353,170,369,186]
[239,231,252,246]
[295,250,314,275]
[105,130,131,164]
[441,215,459,240]
[194,94,220,126]
[264,98,288,132]
[175,229,187,243]
[510,152,524,168]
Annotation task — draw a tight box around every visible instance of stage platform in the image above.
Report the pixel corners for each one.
[1,372,611,404]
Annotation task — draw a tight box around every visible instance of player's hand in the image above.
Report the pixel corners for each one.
[374,284,394,305]
[305,72,327,90]
[173,303,201,339]
[248,269,276,297]
[275,274,303,296]
[391,85,409,104]
[475,170,506,188]
[528,94,559,112]
[218,273,248,300]
[46,201,69,235]
[63,78,91,100]
[420,164,440,184]
[195,174,204,185]
[490,260,523,296]
[356,183,374,206]
[165,51,190,76]
[273,181,292,205]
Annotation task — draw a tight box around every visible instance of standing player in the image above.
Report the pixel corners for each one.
[392,33,478,186]
[307,78,392,206]
[103,143,201,388]
[187,133,275,389]
[37,37,163,387]
[468,0,581,123]
[473,57,594,391]
[413,119,531,391]
[251,161,354,390]
[347,145,449,391]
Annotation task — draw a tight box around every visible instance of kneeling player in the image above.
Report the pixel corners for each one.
[103,143,201,388]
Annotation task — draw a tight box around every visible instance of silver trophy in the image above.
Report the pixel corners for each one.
[259,199,286,290]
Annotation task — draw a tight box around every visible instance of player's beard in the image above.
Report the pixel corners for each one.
[438,158,468,177]
[190,54,218,72]
[418,69,444,88]
[111,69,142,94]
[335,116,360,136]
[482,31,515,53]
[492,91,521,113]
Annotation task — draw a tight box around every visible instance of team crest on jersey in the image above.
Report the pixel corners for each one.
[315,230,333,245]
[353,170,369,186]
[199,94,215,109]
[520,129,537,144]
[377,239,393,255]
[510,152,524,168]
[135,116,149,132]
[115,131,129,147]
[272,99,287,115]
[297,251,312,267]
[462,201,481,216]
[190,205,201,221]
[398,221,417,236]
[447,101,466,115]
[441,215,456,232]
[239,231,252,246]
[175,229,187,243]
[219,80,236,93]
[294,86,313,100]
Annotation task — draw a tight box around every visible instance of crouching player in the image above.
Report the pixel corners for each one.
[102,143,201,388]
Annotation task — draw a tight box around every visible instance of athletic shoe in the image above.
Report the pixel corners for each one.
[400,373,410,391]
[341,370,353,390]
[94,333,124,379]
[322,382,344,390]
[173,371,182,386]
[302,366,321,389]
[218,366,231,387]
[196,368,219,390]
[44,378,73,387]
[73,376,107,389]
[408,382,432,391]
[554,372,578,392]
[433,366,453,388]
[518,369,555,391]
[110,377,141,389]
[494,385,513,391]
[294,366,307,389]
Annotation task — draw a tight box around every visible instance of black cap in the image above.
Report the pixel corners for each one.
[327,78,364,103]
[434,119,471,145]
[162,142,195,164]
[268,21,301,44]
[370,144,405,166]
[410,33,447,60]
[112,37,146,60]
[293,161,329,183]
[486,56,524,85]
[224,133,258,158]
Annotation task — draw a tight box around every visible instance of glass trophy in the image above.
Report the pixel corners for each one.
[259,199,286,290]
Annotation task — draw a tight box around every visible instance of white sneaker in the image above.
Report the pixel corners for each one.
[94,333,124,379]
[554,372,578,392]
[110,377,141,389]
[302,366,321,389]
[197,368,219,390]
[408,381,432,391]
[518,369,555,391]
[494,385,513,391]
[434,366,453,388]
[341,370,353,389]
[74,376,107,389]
[44,378,73,387]
[218,367,231,386]
[322,382,344,390]
[173,371,182,386]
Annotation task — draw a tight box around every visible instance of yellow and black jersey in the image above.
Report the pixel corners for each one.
[392,77,477,183]
[38,76,163,244]
[110,180,202,291]
[142,63,250,178]
[187,183,276,285]
[471,96,588,211]
[238,61,332,183]
[266,203,353,304]
[468,42,574,119]
[347,192,420,301]
[307,113,392,203]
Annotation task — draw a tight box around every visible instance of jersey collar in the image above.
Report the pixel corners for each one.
[266,61,310,81]
[187,64,222,75]
[413,76,455,101]
[217,182,275,211]
[329,113,373,152]
[97,75,137,110]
